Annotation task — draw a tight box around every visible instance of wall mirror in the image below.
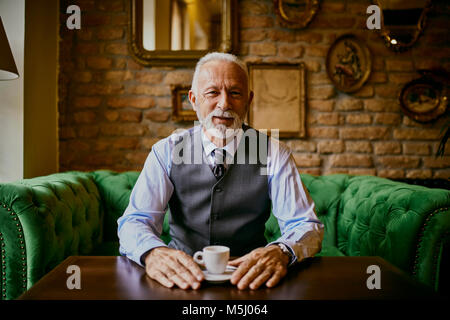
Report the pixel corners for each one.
[273,0,320,29]
[129,0,238,67]
[374,0,432,52]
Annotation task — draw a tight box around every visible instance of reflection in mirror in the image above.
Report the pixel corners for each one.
[129,0,237,67]
[142,0,222,51]
[375,0,432,51]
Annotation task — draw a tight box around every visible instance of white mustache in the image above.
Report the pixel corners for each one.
[207,108,237,120]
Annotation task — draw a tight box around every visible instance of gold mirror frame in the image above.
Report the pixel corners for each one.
[375,0,432,52]
[128,0,238,67]
[273,0,320,29]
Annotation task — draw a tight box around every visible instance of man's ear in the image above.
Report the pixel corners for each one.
[188,90,197,111]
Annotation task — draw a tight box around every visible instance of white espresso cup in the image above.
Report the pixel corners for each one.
[193,245,230,274]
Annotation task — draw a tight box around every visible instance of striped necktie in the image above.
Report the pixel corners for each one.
[212,148,226,179]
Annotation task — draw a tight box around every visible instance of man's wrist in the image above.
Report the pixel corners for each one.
[270,243,293,265]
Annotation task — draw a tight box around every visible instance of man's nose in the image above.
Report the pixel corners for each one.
[217,92,231,110]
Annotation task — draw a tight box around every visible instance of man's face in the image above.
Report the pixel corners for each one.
[189,60,253,138]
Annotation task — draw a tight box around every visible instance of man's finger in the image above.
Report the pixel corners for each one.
[250,270,273,290]
[228,253,250,266]
[149,269,174,288]
[230,258,255,285]
[177,254,205,282]
[236,263,265,290]
[265,269,286,288]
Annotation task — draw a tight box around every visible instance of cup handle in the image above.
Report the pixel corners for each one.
[193,251,204,266]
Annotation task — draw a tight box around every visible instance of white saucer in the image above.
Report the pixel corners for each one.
[202,266,236,283]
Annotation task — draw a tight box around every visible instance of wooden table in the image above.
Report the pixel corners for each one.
[18,256,438,300]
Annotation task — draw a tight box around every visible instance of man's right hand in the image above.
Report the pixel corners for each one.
[144,247,205,290]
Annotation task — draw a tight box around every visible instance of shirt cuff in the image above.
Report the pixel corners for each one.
[266,241,297,266]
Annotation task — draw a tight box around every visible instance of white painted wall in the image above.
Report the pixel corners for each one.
[0,0,24,182]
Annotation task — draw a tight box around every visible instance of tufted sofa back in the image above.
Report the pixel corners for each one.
[0,171,102,299]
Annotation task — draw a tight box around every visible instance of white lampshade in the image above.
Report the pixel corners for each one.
[0,16,19,80]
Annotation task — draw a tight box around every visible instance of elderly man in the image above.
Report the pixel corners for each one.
[117,52,324,290]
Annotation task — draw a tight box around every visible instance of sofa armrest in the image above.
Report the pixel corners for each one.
[0,172,102,300]
[336,175,450,291]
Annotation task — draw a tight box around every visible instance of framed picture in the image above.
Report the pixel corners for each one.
[400,74,448,123]
[326,34,372,93]
[273,0,320,29]
[248,63,306,138]
[171,85,197,122]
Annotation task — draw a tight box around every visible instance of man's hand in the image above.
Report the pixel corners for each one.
[228,245,290,290]
[144,247,204,290]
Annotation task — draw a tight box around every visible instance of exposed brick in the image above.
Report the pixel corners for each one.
[308,127,339,139]
[97,27,124,40]
[100,123,147,136]
[144,110,171,123]
[136,72,165,84]
[386,59,414,72]
[240,16,274,28]
[74,111,96,124]
[378,169,405,179]
[119,110,142,122]
[74,97,102,109]
[348,168,377,176]
[127,85,170,96]
[374,142,401,155]
[267,29,296,42]
[125,152,149,165]
[406,169,432,179]
[163,71,193,85]
[139,137,161,150]
[309,73,331,86]
[340,127,389,140]
[240,1,269,14]
[345,141,373,153]
[364,99,400,112]
[305,45,328,57]
[292,154,322,167]
[393,128,441,140]
[330,154,373,167]
[368,72,388,84]
[336,99,363,111]
[241,29,267,41]
[295,32,323,44]
[318,140,344,154]
[433,170,450,179]
[373,113,402,125]
[375,85,401,99]
[278,44,304,58]
[305,60,321,73]
[313,112,344,126]
[308,100,335,111]
[403,143,431,155]
[105,43,128,55]
[285,140,316,152]
[377,156,420,168]
[73,72,93,83]
[107,97,155,109]
[104,110,119,122]
[309,86,336,99]
[104,70,133,82]
[298,168,321,176]
[423,156,450,168]
[249,42,277,56]
[346,114,372,125]
[86,56,113,69]
[353,85,374,98]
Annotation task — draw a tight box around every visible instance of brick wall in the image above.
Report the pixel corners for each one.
[58,0,450,179]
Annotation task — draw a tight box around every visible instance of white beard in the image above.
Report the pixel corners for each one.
[196,107,244,139]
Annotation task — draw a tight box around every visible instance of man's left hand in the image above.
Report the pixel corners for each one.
[228,245,290,290]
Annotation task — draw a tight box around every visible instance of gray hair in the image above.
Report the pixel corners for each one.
[191,52,249,96]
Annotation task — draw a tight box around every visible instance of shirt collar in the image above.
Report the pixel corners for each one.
[200,125,244,159]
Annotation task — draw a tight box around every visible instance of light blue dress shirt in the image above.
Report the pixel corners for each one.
[117,125,324,267]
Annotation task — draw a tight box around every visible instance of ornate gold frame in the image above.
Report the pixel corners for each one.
[273,0,320,29]
[128,0,238,67]
[171,85,197,122]
[326,34,372,93]
[375,0,432,52]
[247,63,306,138]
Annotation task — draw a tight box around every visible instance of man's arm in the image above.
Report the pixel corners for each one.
[117,137,204,289]
[229,139,324,290]
[267,139,324,264]
[117,143,174,266]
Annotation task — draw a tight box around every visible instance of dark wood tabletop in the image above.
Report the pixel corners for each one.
[18,256,438,300]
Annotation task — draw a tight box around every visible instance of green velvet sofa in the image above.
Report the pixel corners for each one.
[0,170,449,300]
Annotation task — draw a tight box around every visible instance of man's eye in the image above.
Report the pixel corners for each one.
[206,91,218,95]
[231,91,241,96]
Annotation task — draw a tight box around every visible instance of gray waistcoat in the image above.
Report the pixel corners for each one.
[168,125,271,256]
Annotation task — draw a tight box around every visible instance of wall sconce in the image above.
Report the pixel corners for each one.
[0,16,19,80]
